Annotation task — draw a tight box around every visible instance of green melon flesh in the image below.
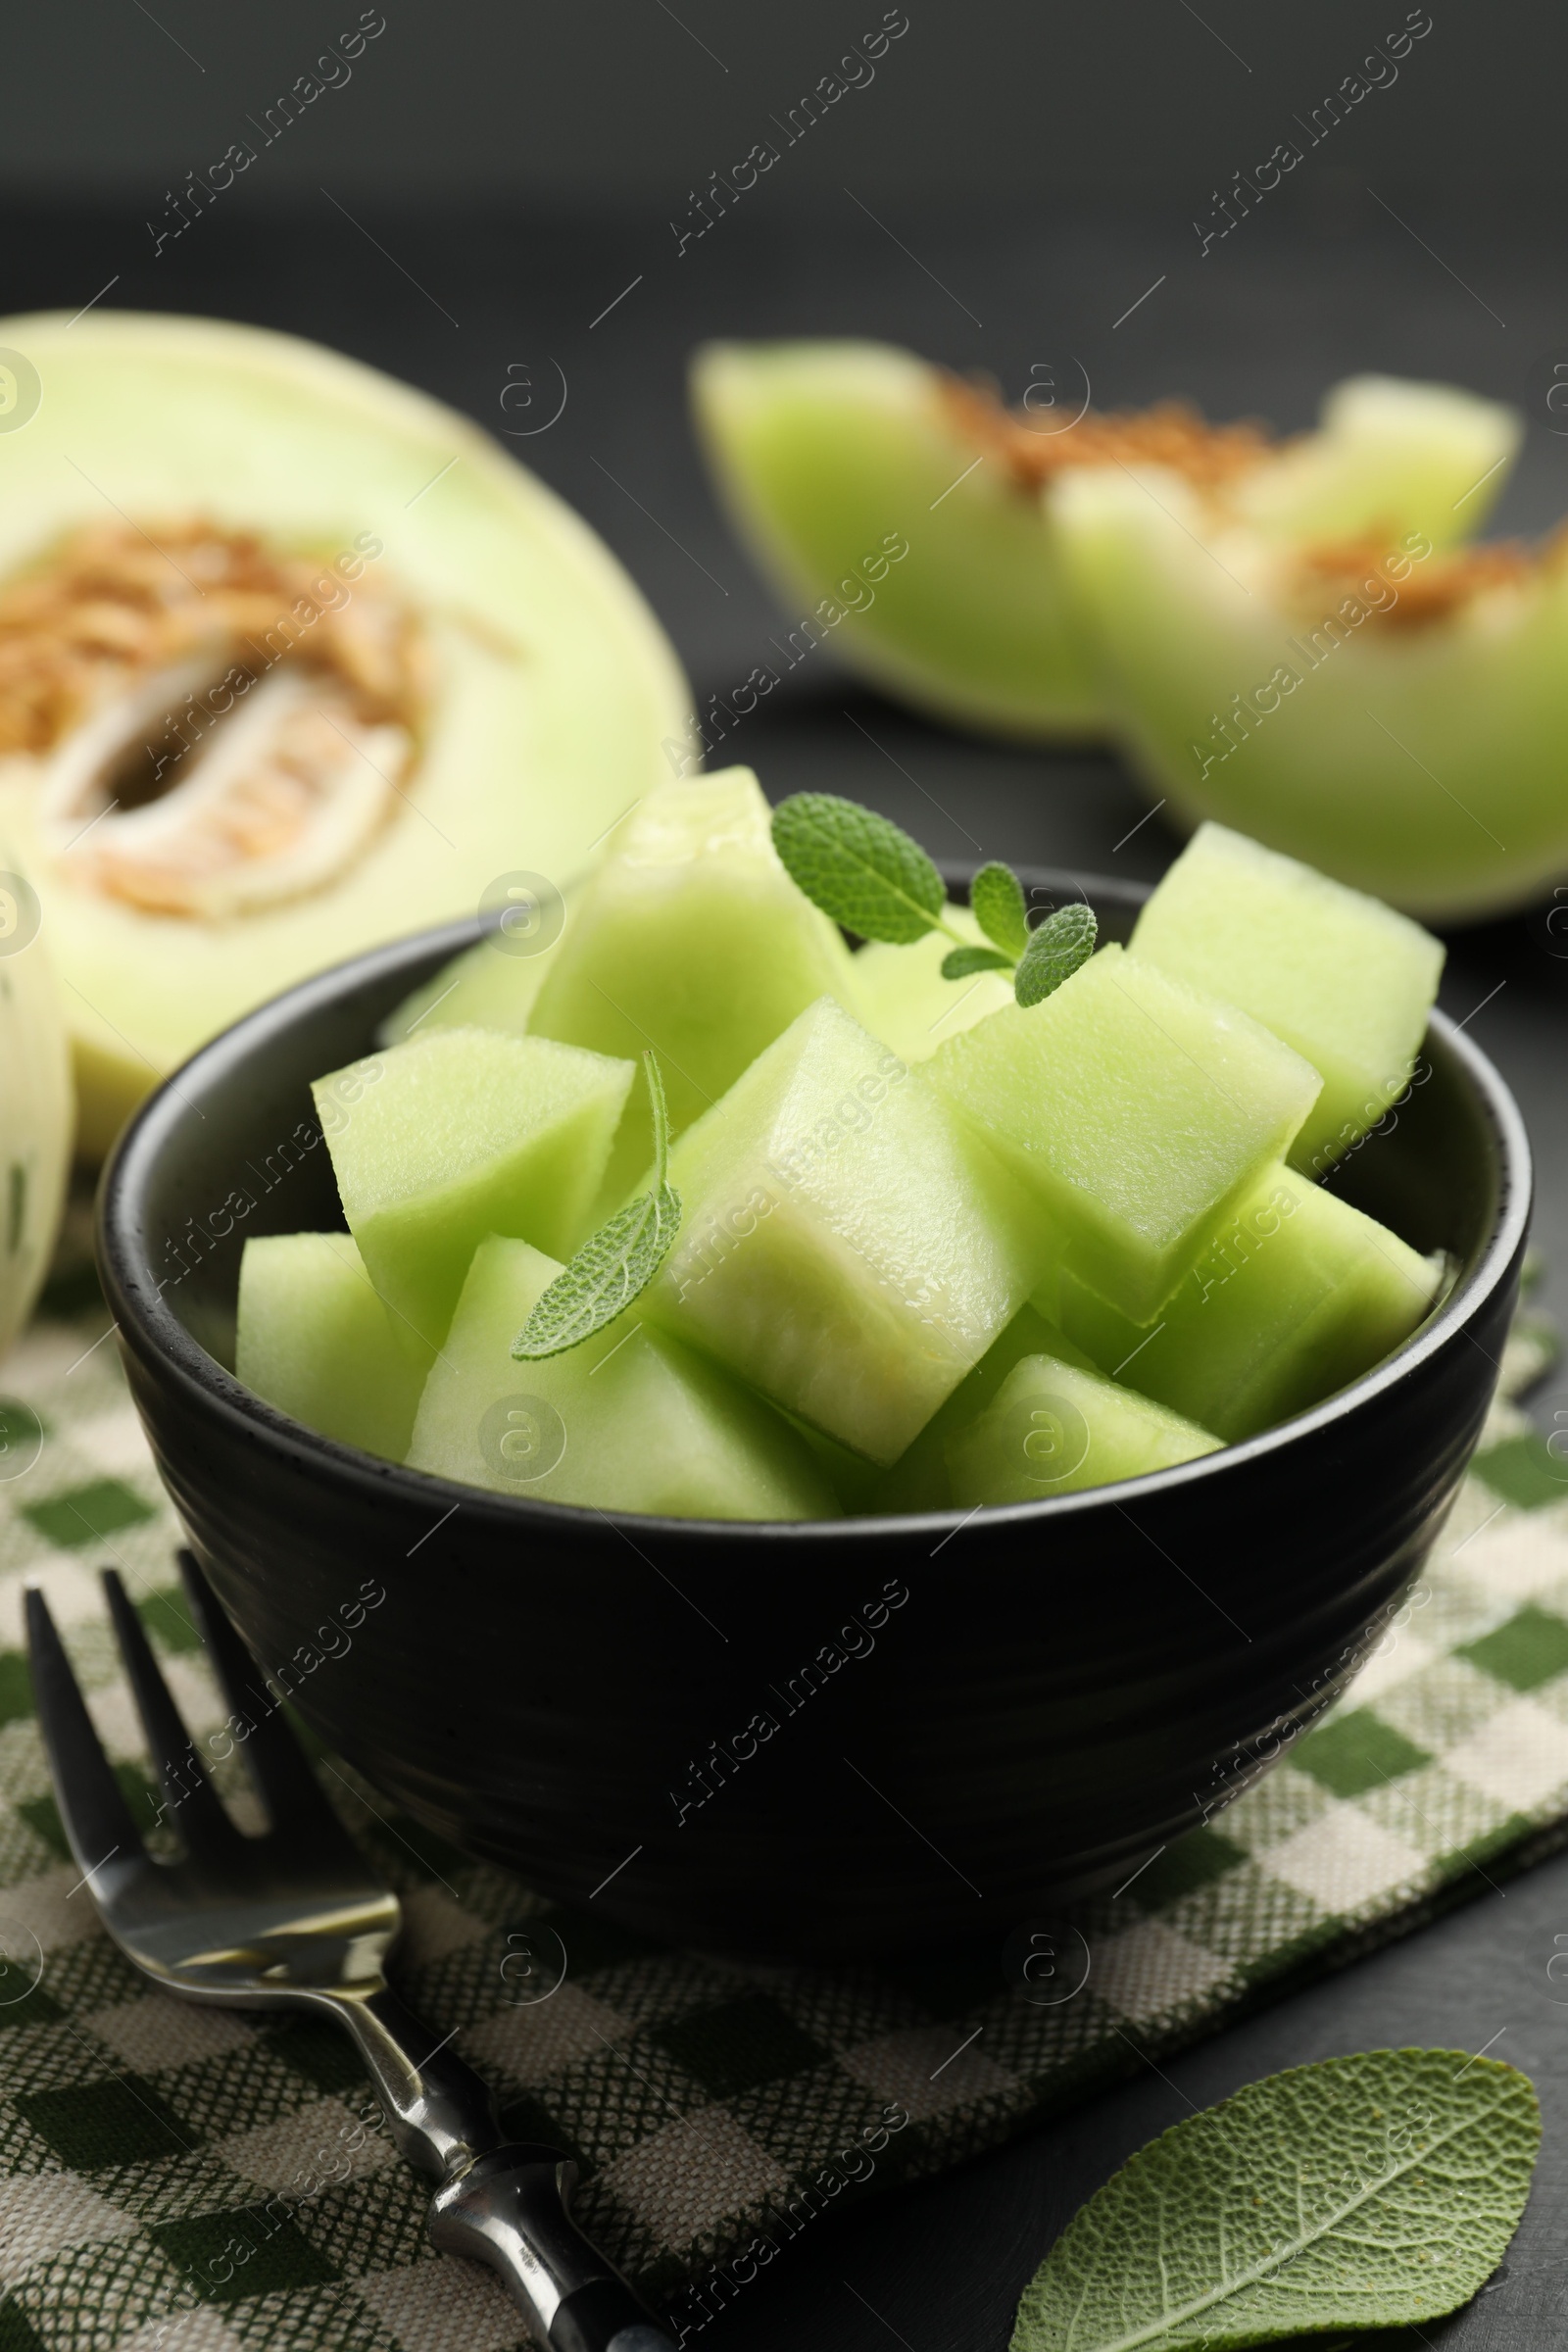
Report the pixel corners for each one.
[693,341,1102,739]
[528,766,857,1205]
[1050,1163,1442,1444]
[1226,373,1520,547]
[927,944,1321,1322]
[643,996,1041,1466]
[947,1351,1220,1507]
[1051,463,1568,920]
[377,926,563,1052]
[848,906,1013,1064]
[691,340,1519,744]
[235,1232,422,1462]
[0,311,690,1156]
[1130,822,1444,1173]
[406,1235,837,1520]
[314,1026,633,1356]
[873,1302,1097,1515]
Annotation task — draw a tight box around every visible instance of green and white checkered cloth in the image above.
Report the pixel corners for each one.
[0,1272,1564,2350]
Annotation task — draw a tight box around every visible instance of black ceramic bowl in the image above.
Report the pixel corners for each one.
[98,872,1530,1961]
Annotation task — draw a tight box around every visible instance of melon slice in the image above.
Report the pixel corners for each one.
[528,766,857,1206]
[1051,461,1568,919]
[0,310,690,1155]
[314,1026,633,1356]
[691,339,1519,743]
[928,944,1321,1322]
[1129,823,1444,1172]
[407,1234,837,1520]
[643,997,1041,1466]
[947,1351,1221,1507]
[1227,373,1521,545]
[873,1302,1097,1515]
[235,1231,422,1462]
[848,905,1013,1065]
[1052,1164,1442,1444]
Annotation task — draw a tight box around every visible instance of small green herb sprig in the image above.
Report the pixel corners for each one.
[771,793,1097,1007]
[1010,2046,1539,2352]
[512,1051,681,1360]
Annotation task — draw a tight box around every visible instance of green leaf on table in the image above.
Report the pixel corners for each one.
[512,1052,681,1359]
[970,859,1030,959]
[1014,902,1097,1007]
[1010,2047,1540,2352]
[771,792,946,944]
[941,944,1015,980]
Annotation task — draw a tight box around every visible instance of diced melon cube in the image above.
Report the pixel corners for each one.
[315,1026,634,1357]
[376,931,555,1051]
[1051,1162,1441,1443]
[947,1351,1220,1507]
[643,997,1042,1466]
[406,1235,838,1520]
[927,943,1321,1321]
[236,1232,422,1462]
[1128,822,1444,1173]
[873,1301,1096,1514]
[849,906,1013,1064]
[529,766,858,1203]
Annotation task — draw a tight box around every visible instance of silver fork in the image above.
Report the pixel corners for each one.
[25,1551,674,2352]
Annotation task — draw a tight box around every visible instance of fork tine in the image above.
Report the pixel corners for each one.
[175,1550,337,1830]
[101,1569,239,1858]
[24,1585,146,1885]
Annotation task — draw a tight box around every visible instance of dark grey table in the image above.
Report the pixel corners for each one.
[10,192,1568,2346]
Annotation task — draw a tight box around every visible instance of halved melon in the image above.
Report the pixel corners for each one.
[1053,463,1568,918]
[0,311,690,1153]
[692,339,1518,741]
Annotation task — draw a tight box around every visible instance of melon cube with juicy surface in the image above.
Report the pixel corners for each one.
[407,1235,837,1520]
[528,765,858,1206]
[643,996,1042,1466]
[236,1232,424,1463]
[315,1026,634,1358]
[947,1351,1221,1508]
[873,1301,1097,1514]
[1129,822,1445,1174]
[927,943,1321,1322]
[1051,1162,1442,1444]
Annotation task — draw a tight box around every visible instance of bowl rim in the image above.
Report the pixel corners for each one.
[97,875,1534,1543]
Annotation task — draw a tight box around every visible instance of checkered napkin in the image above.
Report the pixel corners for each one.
[0,1275,1564,2352]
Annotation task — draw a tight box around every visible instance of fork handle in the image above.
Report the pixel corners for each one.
[429,2148,676,2351]
[318,1985,673,2348]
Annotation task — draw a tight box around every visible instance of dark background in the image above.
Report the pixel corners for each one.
[9,4,1568,2344]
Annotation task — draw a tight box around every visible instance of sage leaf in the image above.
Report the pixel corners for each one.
[941,944,1015,980]
[1014,901,1097,1007]
[1010,2048,1540,2352]
[513,1052,681,1359]
[771,792,946,944]
[970,859,1029,959]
